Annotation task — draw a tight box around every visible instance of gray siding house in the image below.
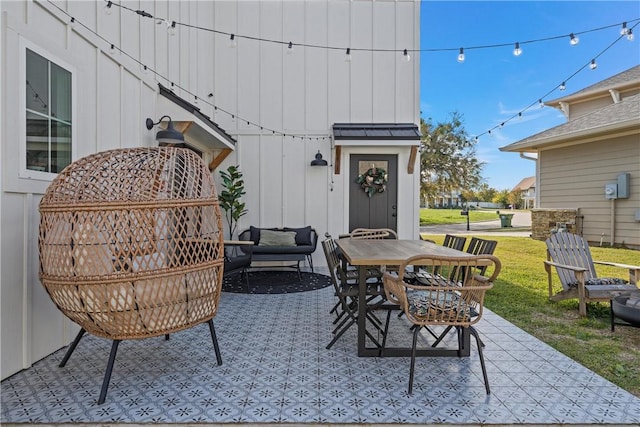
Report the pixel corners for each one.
[501,65,640,249]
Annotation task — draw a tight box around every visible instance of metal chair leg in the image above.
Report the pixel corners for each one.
[408,326,420,394]
[98,340,121,404]
[207,319,222,366]
[59,329,86,368]
[469,326,490,394]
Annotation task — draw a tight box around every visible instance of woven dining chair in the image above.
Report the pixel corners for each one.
[382,254,501,395]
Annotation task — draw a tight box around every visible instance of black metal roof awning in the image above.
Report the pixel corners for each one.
[332,123,421,140]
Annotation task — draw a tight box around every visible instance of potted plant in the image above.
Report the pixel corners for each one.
[219,165,248,239]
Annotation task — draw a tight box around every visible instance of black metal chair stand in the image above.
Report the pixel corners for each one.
[59,319,222,405]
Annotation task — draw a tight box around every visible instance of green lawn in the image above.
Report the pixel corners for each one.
[421,234,640,397]
[420,208,498,225]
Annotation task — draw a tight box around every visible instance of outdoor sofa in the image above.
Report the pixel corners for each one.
[238,226,318,274]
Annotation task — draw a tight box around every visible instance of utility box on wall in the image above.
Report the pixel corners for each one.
[605,183,617,199]
[617,172,630,199]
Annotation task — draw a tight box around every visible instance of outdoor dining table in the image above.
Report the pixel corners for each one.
[335,238,491,358]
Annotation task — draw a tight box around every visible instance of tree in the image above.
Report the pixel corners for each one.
[219,165,248,239]
[476,183,497,202]
[493,189,510,208]
[419,113,484,207]
[508,190,524,210]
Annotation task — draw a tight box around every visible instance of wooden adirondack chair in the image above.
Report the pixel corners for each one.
[544,233,640,316]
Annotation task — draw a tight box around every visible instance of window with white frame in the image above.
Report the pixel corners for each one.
[26,48,72,173]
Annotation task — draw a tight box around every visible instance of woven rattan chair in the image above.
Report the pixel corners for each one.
[38,147,225,404]
[382,254,500,394]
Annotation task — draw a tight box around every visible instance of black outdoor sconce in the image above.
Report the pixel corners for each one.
[145,115,185,146]
[310,151,328,166]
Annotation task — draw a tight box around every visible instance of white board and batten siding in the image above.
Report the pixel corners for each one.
[539,135,640,247]
[1,1,420,379]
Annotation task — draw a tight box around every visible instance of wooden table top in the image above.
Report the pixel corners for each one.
[335,238,476,266]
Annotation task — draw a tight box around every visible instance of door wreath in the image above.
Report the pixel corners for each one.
[356,166,388,197]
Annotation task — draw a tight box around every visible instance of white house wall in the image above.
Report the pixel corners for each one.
[1,0,420,379]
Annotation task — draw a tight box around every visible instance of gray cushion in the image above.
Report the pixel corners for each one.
[258,230,297,247]
[284,226,313,246]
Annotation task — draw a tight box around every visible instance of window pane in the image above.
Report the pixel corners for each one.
[51,63,71,122]
[26,50,49,115]
[26,111,50,172]
[51,120,71,173]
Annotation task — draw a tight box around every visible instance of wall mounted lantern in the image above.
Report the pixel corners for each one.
[310,151,328,166]
[145,115,185,145]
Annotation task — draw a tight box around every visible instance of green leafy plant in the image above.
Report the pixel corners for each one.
[219,165,248,239]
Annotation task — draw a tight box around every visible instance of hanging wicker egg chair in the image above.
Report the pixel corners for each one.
[38,147,225,404]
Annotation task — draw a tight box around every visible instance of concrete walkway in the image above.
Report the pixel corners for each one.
[420,210,532,237]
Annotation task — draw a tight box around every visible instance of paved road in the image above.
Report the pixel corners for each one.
[420,210,532,237]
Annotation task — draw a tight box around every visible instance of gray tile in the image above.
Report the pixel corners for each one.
[2,276,639,425]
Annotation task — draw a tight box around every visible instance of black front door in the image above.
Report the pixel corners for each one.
[349,154,398,232]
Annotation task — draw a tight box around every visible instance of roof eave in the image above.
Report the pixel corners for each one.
[500,119,640,152]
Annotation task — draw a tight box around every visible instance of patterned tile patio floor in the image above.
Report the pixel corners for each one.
[2,269,639,425]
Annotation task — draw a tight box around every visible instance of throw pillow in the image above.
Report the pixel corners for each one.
[284,226,313,246]
[258,230,297,246]
[249,226,261,244]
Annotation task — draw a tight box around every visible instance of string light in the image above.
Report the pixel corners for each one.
[621,22,629,35]
[457,47,465,63]
[569,33,579,45]
[403,48,411,62]
[229,34,236,48]
[287,41,294,54]
[109,43,116,55]
[208,93,214,98]
[168,21,176,36]
[53,0,639,143]
[513,42,522,56]
[345,48,352,62]
[589,59,598,70]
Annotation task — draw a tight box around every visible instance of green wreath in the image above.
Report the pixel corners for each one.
[356,167,388,197]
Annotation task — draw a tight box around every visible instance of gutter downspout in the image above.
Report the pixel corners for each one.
[519,152,539,208]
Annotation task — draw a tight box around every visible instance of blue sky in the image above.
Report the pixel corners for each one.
[420,1,640,191]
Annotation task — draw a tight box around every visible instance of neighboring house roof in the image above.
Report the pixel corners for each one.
[500,92,640,152]
[333,123,421,140]
[545,65,640,104]
[512,176,535,192]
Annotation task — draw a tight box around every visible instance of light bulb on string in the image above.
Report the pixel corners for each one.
[513,42,522,56]
[627,28,634,41]
[518,112,523,121]
[345,48,352,62]
[538,99,545,108]
[168,21,177,36]
[403,49,411,62]
[109,44,117,55]
[559,82,566,91]
[589,59,597,70]
[457,47,465,63]
[229,34,236,48]
[69,17,75,27]
[287,41,294,54]
[621,22,629,35]
[569,33,579,45]
[105,1,113,15]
